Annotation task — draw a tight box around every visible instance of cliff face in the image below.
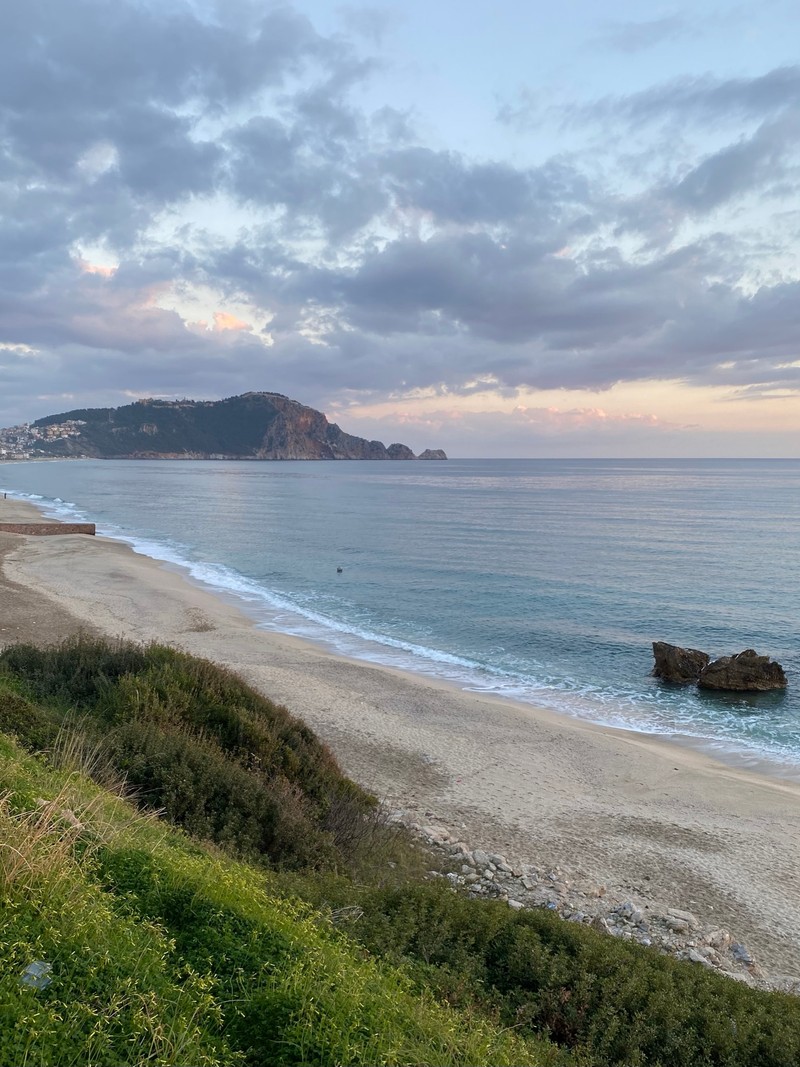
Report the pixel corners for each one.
[29,392,447,461]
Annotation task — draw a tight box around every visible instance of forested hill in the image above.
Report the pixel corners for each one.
[28,392,447,460]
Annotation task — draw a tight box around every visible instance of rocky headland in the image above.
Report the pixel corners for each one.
[3,392,448,462]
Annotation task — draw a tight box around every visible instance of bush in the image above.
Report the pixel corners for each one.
[307,880,800,1067]
[0,639,374,870]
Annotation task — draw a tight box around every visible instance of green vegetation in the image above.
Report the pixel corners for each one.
[30,392,407,459]
[33,394,289,458]
[0,638,374,871]
[2,638,800,1066]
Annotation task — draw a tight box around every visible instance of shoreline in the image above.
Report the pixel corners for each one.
[2,493,800,984]
[8,483,800,786]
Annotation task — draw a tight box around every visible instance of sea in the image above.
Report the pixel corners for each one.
[3,458,800,774]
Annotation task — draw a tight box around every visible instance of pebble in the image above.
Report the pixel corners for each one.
[388,808,785,994]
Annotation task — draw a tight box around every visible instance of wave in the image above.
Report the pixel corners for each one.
[5,486,800,776]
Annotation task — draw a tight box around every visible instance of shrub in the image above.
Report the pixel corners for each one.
[308,880,800,1067]
[0,639,373,869]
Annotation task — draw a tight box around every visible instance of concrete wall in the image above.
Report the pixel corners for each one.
[0,523,96,536]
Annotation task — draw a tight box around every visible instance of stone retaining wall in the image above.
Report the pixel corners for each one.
[0,523,96,536]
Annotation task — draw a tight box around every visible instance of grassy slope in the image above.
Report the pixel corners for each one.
[2,639,800,1067]
[0,732,563,1067]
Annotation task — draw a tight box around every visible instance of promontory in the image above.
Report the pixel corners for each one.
[2,393,447,461]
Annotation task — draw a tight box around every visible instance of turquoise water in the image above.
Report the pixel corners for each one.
[3,458,800,770]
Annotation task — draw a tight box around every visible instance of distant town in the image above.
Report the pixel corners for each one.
[0,420,86,459]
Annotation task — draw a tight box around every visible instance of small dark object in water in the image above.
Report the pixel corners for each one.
[336,566,343,573]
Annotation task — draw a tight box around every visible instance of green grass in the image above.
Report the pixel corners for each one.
[0,733,564,1066]
[3,638,800,1067]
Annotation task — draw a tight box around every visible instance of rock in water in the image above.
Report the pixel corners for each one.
[698,650,787,691]
[652,641,710,684]
[417,448,448,460]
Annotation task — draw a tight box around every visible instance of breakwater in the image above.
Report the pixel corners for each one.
[0,522,95,536]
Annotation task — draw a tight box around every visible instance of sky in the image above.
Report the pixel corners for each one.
[2,0,800,457]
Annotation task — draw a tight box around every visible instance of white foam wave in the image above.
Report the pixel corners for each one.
[4,487,800,774]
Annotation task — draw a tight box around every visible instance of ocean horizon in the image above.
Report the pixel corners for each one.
[3,456,799,774]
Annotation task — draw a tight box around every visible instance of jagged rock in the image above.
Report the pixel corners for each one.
[417,448,447,460]
[652,642,710,684]
[698,650,787,692]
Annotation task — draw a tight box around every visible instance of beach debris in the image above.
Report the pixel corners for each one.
[20,961,52,990]
[731,942,754,965]
[698,650,787,692]
[652,642,709,683]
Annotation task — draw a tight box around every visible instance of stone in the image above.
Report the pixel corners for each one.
[508,899,524,910]
[666,908,699,929]
[652,641,710,684]
[704,928,731,950]
[521,877,537,891]
[698,650,787,692]
[686,949,713,967]
[666,917,690,934]
[417,449,448,460]
[472,849,491,868]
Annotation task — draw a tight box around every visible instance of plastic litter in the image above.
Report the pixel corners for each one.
[20,961,52,990]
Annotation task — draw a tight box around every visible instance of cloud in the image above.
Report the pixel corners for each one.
[582,66,800,128]
[593,14,691,53]
[212,312,252,332]
[1,0,799,444]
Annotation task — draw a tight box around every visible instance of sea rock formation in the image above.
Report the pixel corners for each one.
[652,642,710,684]
[698,650,787,692]
[418,449,448,460]
[387,443,416,460]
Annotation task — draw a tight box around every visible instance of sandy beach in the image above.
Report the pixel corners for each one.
[2,492,800,980]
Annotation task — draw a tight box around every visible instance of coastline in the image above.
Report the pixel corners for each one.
[2,493,800,983]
